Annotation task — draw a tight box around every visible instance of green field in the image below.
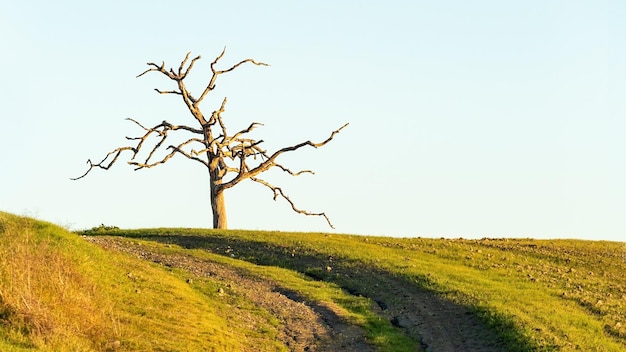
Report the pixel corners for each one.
[1,211,624,351]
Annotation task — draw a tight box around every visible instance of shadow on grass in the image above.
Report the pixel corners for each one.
[85,230,539,352]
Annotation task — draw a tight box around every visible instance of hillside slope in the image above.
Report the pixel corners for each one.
[0,213,328,351]
[1,212,625,351]
[82,227,626,351]
[0,212,412,351]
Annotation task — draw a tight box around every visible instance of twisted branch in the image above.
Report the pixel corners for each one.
[129,137,209,169]
[250,177,335,229]
[70,147,135,180]
[71,118,206,178]
[222,123,349,190]
[197,48,269,105]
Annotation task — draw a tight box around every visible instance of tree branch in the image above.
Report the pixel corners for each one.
[222,123,349,189]
[130,139,209,169]
[275,164,314,176]
[155,88,182,95]
[71,118,207,179]
[196,48,269,105]
[137,61,170,79]
[250,177,335,229]
[181,54,202,79]
[70,147,135,180]
[264,122,349,166]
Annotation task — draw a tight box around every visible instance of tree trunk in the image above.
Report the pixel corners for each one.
[210,183,227,229]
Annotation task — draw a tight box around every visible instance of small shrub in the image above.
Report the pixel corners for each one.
[83,224,120,235]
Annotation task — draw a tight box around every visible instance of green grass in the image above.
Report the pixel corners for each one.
[97,228,626,351]
[1,212,625,351]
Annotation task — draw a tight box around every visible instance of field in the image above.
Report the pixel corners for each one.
[0,211,625,351]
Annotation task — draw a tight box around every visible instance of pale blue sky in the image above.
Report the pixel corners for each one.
[1,1,624,241]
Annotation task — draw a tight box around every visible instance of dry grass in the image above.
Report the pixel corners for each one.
[0,213,117,351]
[0,212,281,351]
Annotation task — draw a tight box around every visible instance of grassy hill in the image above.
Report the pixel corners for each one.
[1,211,625,351]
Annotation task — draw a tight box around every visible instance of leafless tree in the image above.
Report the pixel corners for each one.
[72,49,348,229]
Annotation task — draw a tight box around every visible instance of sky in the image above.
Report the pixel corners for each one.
[1,1,624,241]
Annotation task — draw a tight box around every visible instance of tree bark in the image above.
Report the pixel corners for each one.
[210,182,227,229]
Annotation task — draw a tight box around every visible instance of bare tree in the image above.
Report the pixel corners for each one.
[72,49,347,229]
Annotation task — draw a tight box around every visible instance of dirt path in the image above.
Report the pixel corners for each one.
[337,265,508,351]
[84,236,375,352]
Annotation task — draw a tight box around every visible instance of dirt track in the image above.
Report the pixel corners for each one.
[85,236,508,351]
